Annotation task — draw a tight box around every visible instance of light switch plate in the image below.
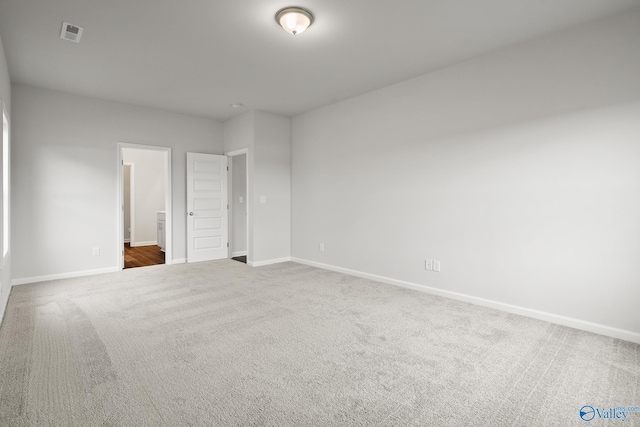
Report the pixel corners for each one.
[259,196,267,204]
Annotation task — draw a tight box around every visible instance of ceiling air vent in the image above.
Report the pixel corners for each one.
[60,22,83,43]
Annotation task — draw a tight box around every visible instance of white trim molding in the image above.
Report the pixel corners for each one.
[291,257,640,345]
[130,241,158,247]
[12,267,121,286]
[123,161,135,247]
[172,258,187,264]
[231,251,247,257]
[248,257,291,267]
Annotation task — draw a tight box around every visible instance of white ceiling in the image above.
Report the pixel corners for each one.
[1,0,639,121]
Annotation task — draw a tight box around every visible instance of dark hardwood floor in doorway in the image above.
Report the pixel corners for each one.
[124,243,165,269]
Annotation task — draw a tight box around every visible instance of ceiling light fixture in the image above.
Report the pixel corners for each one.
[275,7,314,35]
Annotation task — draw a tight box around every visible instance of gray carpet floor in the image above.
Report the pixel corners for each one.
[0,260,638,426]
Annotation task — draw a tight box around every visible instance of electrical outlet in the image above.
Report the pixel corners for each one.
[319,243,325,252]
[239,196,243,203]
[425,259,433,271]
[433,260,441,272]
[92,247,100,256]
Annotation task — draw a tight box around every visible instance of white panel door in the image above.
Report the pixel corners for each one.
[186,153,228,263]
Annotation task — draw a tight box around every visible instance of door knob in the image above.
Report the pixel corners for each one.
[189,212,195,216]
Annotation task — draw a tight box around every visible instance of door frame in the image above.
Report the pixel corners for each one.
[117,142,172,269]
[226,148,250,263]
[123,162,134,245]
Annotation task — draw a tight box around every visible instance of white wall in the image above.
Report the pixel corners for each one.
[11,85,223,281]
[224,111,254,154]
[223,111,291,265]
[291,9,640,338]
[231,154,247,255]
[253,112,291,264]
[0,36,9,114]
[123,148,165,245]
[0,33,10,322]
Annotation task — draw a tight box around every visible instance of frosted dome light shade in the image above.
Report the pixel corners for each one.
[275,7,314,35]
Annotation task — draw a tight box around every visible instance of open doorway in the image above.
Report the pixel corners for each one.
[118,143,172,269]
[227,150,249,264]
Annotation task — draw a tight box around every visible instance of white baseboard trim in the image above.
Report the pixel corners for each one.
[248,257,291,267]
[232,251,247,257]
[124,239,130,243]
[172,258,186,264]
[12,266,121,287]
[291,257,640,344]
[130,241,157,247]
